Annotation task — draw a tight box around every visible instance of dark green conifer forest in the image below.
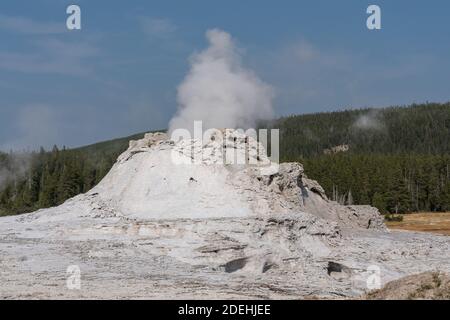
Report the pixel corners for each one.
[1,102,449,216]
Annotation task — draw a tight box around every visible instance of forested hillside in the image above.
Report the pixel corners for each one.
[0,132,145,215]
[1,102,449,216]
[302,154,450,214]
[274,102,450,213]
[275,102,450,159]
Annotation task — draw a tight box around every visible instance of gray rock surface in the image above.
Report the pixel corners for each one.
[0,131,448,299]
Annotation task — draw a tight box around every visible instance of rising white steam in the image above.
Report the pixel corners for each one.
[0,153,31,191]
[169,29,274,133]
[354,109,384,131]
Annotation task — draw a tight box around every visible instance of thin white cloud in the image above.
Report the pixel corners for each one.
[281,39,353,70]
[254,37,441,114]
[288,40,318,63]
[0,14,65,34]
[139,17,177,38]
[1,104,61,151]
[0,38,99,76]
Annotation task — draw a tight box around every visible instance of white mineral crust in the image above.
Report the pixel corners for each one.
[0,131,448,299]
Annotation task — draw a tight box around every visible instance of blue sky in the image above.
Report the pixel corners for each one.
[0,0,449,150]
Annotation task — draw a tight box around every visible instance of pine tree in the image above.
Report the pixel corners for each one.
[372,192,387,214]
[58,160,82,203]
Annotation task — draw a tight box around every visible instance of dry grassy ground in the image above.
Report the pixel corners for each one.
[387,212,450,236]
[365,271,450,300]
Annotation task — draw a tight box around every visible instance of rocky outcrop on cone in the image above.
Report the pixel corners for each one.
[231,160,385,230]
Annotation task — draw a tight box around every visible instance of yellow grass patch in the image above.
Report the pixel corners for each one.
[387,212,450,236]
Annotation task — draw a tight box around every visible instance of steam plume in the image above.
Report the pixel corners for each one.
[0,152,31,191]
[354,109,384,131]
[169,29,274,133]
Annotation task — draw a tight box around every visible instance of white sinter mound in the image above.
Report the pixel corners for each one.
[0,131,448,299]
